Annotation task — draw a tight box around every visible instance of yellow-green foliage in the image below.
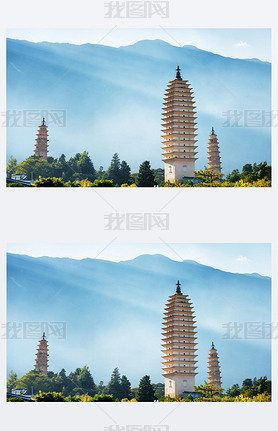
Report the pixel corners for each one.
[121,398,138,402]
[79,179,93,187]
[252,393,271,402]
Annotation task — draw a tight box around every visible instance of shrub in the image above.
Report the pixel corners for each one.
[7,397,27,402]
[91,179,114,187]
[34,177,65,187]
[7,182,25,187]
[91,394,114,402]
[34,391,66,402]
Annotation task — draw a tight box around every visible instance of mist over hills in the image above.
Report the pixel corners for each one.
[7,38,271,173]
[7,253,271,387]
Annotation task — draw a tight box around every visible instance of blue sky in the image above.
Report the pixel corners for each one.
[7,28,271,61]
[7,243,271,276]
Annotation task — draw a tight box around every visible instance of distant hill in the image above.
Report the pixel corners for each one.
[6,38,271,173]
[7,253,271,387]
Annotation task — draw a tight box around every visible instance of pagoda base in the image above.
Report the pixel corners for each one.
[164,373,196,397]
[164,160,197,183]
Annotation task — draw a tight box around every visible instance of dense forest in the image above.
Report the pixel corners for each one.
[6,152,271,187]
[7,367,271,402]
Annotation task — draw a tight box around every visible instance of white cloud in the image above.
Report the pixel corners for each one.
[236,255,251,262]
[236,41,249,47]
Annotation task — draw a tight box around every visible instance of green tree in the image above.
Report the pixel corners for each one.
[76,366,96,396]
[77,151,96,182]
[7,370,18,391]
[226,383,240,397]
[194,382,224,398]
[105,368,122,400]
[96,166,105,180]
[15,370,52,394]
[194,168,224,184]
[119,160,131,185]
[136,161,155,187]
[103,153,121,185]
[136,375,155,402]
[242,163,253,173]
[257,376,271,394]
[6,156,18,176]
[153,168,164,185]
[96,380,105,394]
[16,155,53,180]
[226,169,240,183]
[153,383,164,400]
[242,378,253,388]
[56,154,72,180]
[119,375,132,400]
[257,162,271,180]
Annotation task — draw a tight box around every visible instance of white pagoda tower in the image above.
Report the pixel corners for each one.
[162,66,198,182]
[208,341,222,389]
[162,281,198,397]
[34,332,49,375]
[34,118,48,161]
[207,127,221,174]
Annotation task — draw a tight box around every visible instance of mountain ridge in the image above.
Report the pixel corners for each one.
[7,37,271,172]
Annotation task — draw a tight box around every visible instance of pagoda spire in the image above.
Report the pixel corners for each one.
[34,333,49,375]
[162,282,198,397]
[176,280,182,294]
[208,342,222,389]
[34,118,49,161]
[207,127,221,174]
[176,65,182,79]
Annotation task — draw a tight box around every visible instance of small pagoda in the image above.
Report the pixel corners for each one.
[162,66,198,182]
[208,127,221,173]
[208,342,222,389]
[34,118,48,161]
[162,281,198,397]
[34,332,49,375]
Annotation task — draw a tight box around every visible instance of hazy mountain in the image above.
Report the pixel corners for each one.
[7,253,271,387]
[7,38,271,173]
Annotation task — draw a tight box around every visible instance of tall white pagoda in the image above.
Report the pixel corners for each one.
[162,66,198,182]
[34,332,49,375]
[208,342,222,389]
[207,127,221,174]
[34,118,48,161]
[162,281,198,397]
